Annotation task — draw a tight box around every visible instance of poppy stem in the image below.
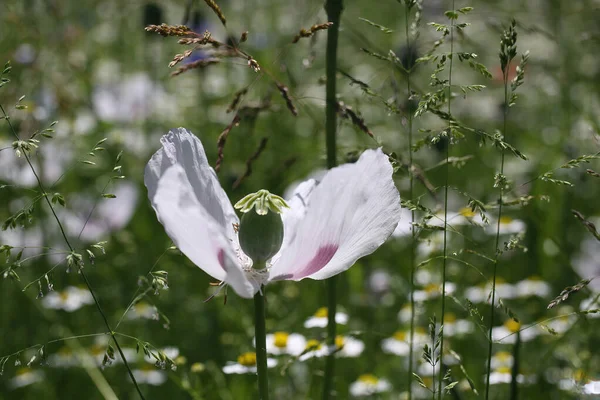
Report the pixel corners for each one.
[323,0,343,399]
[254,285,269,400]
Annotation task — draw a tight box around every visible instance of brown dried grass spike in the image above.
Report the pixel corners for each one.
[171,59,220,76]
[215,114,241,172]
[233,138,268,189]
[145,24,193,37]
[204,0,227,26]
[292,22,334,43]
[275,82,298,116]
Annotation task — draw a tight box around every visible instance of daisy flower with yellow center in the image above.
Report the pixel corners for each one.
[349,374,392,397]
[304,307,348,328]
[222,352,277,374]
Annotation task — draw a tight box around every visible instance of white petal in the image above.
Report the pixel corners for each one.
[269,149,400,281]
[270,179,317,265]
[150,164,255,298]
[145,128,239,243]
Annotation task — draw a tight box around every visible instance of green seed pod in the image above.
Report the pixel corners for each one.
[238,209,284,265]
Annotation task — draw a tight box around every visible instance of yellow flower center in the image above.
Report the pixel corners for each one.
[314,307,328,318]
[574,369,587,381]
[459,207,475,218]
[415,327,426,335]
[499,216,513,224]
[496,367,511,374]
[529,275,542,281]
[444,313,457,323]
[495,351,512,361]
[191,362,205,373]
[425,283,440,293]
[504,319,521,332]
[237,352,257,367]
[335,336,345,348]
[393,331,406,341]
[134,302,150,312]
[358,374,379,385]
[305,339,322,351]
[59,291,70,301]
[273,332,289,348]
[16,367,30,376]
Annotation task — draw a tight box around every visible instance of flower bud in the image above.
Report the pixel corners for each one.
[234,190,288,265]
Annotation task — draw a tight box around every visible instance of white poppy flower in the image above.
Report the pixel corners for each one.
[349,374,391,397]
[584,380,600,395]
[222,352,277,374]
[41,286,94,312]
[263,332,306,356]
[144,128,401,298]
[8,368,44,389]
[304,307,348,328]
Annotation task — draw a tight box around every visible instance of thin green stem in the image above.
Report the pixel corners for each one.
[0,104,145,400]
[405,2,416,399]
[485,54,510,400]
[323,0,343,399]
[438,0,455,397]
[254,286,269,400]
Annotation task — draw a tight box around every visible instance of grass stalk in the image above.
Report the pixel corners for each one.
[0,104,146,400]
[438,0,455,397]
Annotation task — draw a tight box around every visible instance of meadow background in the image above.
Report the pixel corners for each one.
[1,0,600,399]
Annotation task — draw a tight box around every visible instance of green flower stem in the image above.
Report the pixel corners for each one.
[254,282,269,400]
[323,0,343,399]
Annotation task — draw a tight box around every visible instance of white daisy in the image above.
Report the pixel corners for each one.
[349,374,392,397]
[413,282,456,302]
[41,286,94,312]
[264,332,306,356]
[132,367,167,386]
[515,276,552,298]
[222,352,277,374]
[8,368,44,389]
[304,307,348,328]
[491,319,539,344]
[381,328,428,356]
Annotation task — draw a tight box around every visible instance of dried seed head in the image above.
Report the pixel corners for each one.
[145,23,193,37]
[247,57,260,72]
[275,82,298,116]
[170,58,220,76]
[292,22,334,43]
[227,88,248,113]
[203,0,227,26]
[336,101,374,138]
